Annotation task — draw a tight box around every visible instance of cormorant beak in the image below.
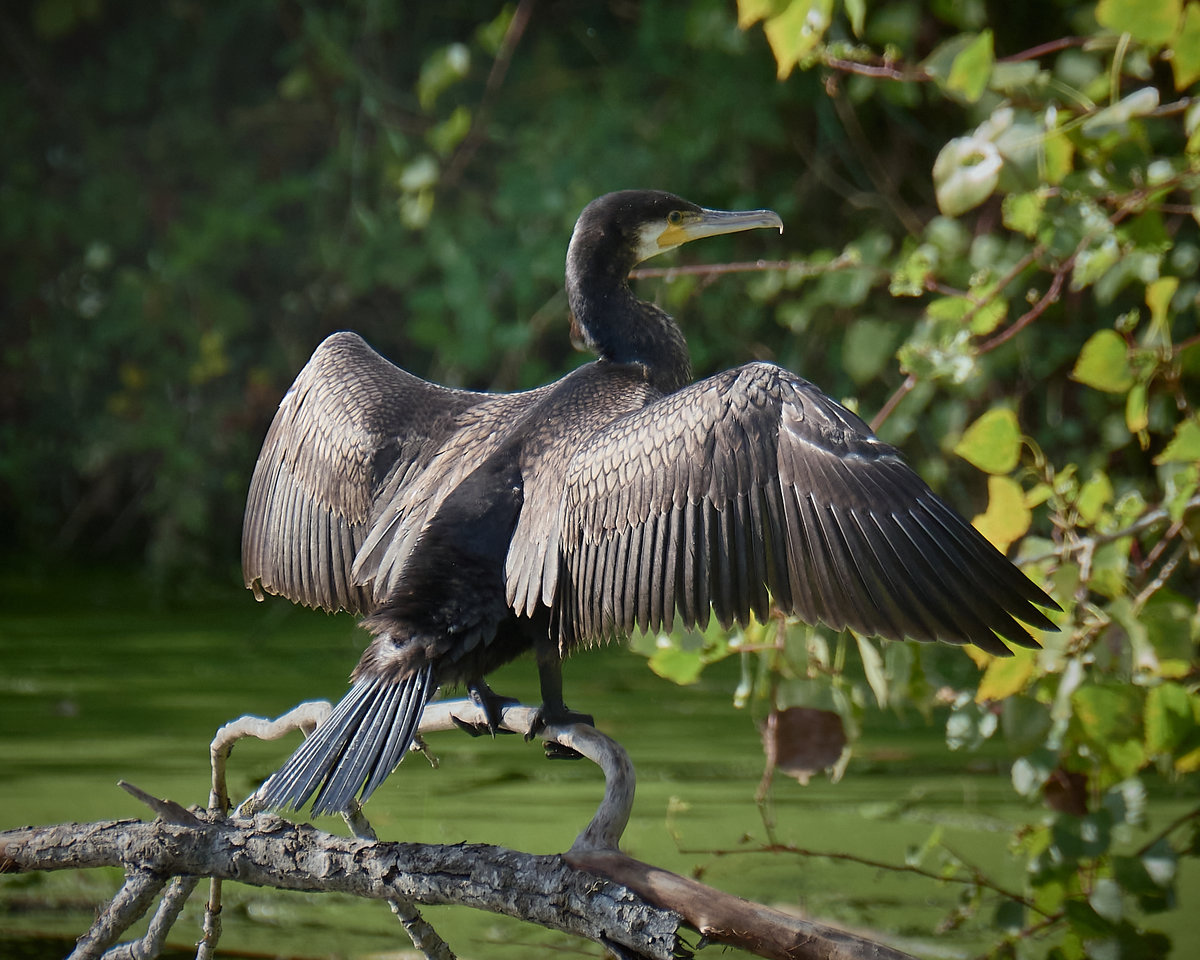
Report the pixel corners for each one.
[639,206,784,261]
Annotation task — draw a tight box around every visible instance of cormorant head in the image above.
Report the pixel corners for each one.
[567,190,783,279]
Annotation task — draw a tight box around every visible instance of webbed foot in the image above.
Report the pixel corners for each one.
[452,680,519,738]
[527,702,595,760]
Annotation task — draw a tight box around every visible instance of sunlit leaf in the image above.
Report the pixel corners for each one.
[1096,0,1182,47]
[1077,470,1113,525]
[947,31,994,103]
[972,475,1032,552]
[1002,190,1047,238]
[1126,381,1150,443]
[855,634,887,708]
[977,645,1036,701]
[932,135,1003,216]
[1071,329,1134,393]
[1153,417,1200,464]
[955,407,1022,474]
[762,0,833,79]
[1173,3,1200,89]
[1090,878,1123,923]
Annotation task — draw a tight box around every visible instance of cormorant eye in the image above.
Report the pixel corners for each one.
[667,210,683,226]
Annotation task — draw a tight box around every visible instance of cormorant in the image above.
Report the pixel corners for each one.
[242,190,1058,815]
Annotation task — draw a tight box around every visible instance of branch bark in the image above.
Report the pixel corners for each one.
[0,698,918,960]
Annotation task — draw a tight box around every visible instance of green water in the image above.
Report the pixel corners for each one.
[1,573,1194,959]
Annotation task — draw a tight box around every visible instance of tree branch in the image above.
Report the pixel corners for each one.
[1,698,919,960]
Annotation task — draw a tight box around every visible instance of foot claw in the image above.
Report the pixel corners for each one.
[465,680,519,738]
[526,704,594,759]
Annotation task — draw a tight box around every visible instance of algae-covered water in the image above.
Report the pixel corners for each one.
[1,573,1194,959]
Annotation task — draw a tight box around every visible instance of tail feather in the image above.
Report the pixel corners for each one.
[254,664,435,815]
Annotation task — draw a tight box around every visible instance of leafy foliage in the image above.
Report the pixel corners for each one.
[2,0,1197,954]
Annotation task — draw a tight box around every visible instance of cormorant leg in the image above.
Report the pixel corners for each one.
[451,678,519,738]
[530,637,593,759]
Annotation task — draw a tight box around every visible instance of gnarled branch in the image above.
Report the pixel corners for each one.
[0,698,917,960]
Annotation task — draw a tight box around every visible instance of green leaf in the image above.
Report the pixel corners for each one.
[955,407,1022,474]
[648,645,706,685]
[947,31,994,103]
[1172,2,1200,89]
[1125,381,1149,439]
[1145,683,1194,755]
[842,318,899,384]
[843,0,866,36]
[1096,0,1182,48]
[1077,471,1114,525]
[1003,190,1047,238]
[1153,417,1200,464]
[1072,330,1135,393]
[1073,683,1143,745]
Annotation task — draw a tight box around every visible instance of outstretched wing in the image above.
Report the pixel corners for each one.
[242,331,482,614]
[554,362,1058,656]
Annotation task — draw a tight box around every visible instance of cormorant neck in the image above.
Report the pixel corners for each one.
[566,243,692,395]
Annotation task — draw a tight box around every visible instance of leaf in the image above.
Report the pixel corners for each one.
[1072,330,1134,393]
[762,0,833,79]
[955,407,1022,474]
[648,645,706,685]
[1126,382,1150,443]
[855,634,888,708]
[1145,683,1194,755]
[763,707,847,784]
[1077,471,1114,525]
[977,644,1036,701]
[947,31,994,103]
[972,475,1032,552]
[1153,417,1200,464]
[1003,191,1047,238]
[1073,684,1143,745]
[1096,0,1182,47]
[1172,3,1200,90]
[932,135,1003,217]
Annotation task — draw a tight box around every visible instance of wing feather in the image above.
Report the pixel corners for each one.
[555,361,1058,653]
[242,332,481,614]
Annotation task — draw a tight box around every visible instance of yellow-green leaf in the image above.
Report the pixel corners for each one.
[736,0,775,29]
[1126,381,1150,443]
[1077,471,1114,525]
[1073,683,1143,745]
[1145,276,1178,344]
[763,0,833,79]
[947,31,994,103]
[1154,417,1200,464]
[1174,3,1200,90]
[955,408,1022,474]
[1145,683,1195,755]
[1072,329,1135,393]
[1002,191,1047,238]
[1043,126,1076,184]
[977,645,1036,701]
[1096,0,1182,48]
[972,475,1032,552]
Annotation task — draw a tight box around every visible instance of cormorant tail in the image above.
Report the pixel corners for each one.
[253,664,434,815]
